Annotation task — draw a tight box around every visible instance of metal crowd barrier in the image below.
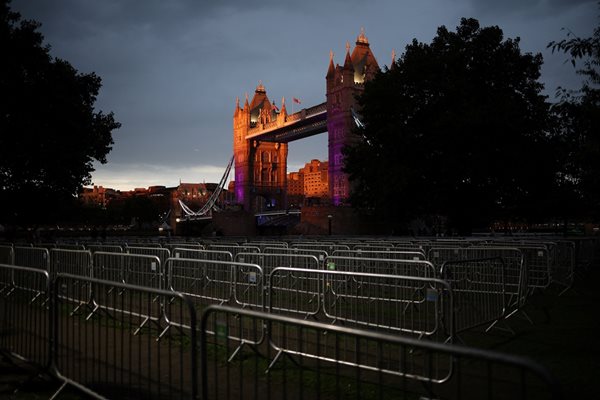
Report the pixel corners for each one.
[520,246,552,291]
[441,257,508,335]
[56,243,86,250]
[324,255,437,278]
[92,251,162,289]
[235,252,321,277]
[0,244,14,264]
[207,244,260,258]
[0,264,51,371]
[263,246,328,266]
[164,258,265,348]
[352,243,397,251]
[86,252,164,334]
[429,247,526,312]
[126,246,171,266]
[291,242,350,254]
[475,242,552,292]
[269,267,452,342]
[550,241,575,294]
[51,273,197,399]
[163,242,204,251]
[332,249,426,261]
[200,305,563,400]
[172,248,233,262]
[49,248,92,278]
[86,244,124,254]
[166,258,265,315]
[246,241,288,251]
[166,258,234,307]
[0,246,14,295]
[14,246,50,269]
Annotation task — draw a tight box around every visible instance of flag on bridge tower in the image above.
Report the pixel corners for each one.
[293,97,301,104]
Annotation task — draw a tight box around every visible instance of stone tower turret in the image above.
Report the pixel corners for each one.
[326,29,379,205]
[233,83,288,211]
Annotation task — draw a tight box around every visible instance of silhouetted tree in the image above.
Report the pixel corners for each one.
[0,1,120,225]
[548,4,600,221]
[344,18,554,234]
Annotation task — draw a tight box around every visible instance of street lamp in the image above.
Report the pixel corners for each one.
[327,214,332,236]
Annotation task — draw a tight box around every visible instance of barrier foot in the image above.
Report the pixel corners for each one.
[85,304,99,321]
[49,381,68,400]
[85,303,111,321]
[227,341,250,363]
[69,301,85,316]
[157,324,170,340]
[445,334,464,345]
[485,319,515,335]
[558,281,574,297]
[228,343,243,363]
[505,307,534,325]
[519,309,534,325]
[133,316,150,336]
[3,286,15,298]
[265,350,283,374]
[28,290,42,305]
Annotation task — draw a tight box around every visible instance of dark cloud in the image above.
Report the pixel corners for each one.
[8,0,599,189]
[465,0,596,17]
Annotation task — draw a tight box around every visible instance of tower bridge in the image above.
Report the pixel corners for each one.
[233,29,380,212]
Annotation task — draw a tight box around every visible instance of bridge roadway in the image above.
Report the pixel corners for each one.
[244,102,327,143]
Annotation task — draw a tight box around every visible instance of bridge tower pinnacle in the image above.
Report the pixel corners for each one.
[326,29,379,205]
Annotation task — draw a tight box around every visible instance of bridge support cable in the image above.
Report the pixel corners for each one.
[178,155,234,219]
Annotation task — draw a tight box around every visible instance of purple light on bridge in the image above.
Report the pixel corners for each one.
[235,185,245,204]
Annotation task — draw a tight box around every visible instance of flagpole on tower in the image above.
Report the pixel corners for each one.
[292,96,301,114]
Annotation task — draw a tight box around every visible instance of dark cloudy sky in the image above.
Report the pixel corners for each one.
[11,0,597,190]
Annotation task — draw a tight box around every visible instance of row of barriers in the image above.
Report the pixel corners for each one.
[0,244,574,342]
[0,237,586,282]
[0,263,563,399]
[1,237,583,290]
[1,246,517,342]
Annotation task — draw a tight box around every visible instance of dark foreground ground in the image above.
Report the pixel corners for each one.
[1,268,598,399]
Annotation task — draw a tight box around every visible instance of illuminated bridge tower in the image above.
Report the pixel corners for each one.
[326,29,379,205]
[233,83,288,211]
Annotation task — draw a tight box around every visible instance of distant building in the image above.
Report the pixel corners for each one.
[79,186,120,208]
[302,159,329,198]
[286,159,329,206]
[79,182,231,211]
[287,172,304,196]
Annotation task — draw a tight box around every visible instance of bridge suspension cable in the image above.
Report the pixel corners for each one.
[178,155,234,218]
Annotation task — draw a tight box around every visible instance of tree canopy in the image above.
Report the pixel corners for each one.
[548,5,600,221]
[344,18,556,234]
[0,0,120,224]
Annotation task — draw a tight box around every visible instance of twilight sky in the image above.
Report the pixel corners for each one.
[11,0,597,190]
